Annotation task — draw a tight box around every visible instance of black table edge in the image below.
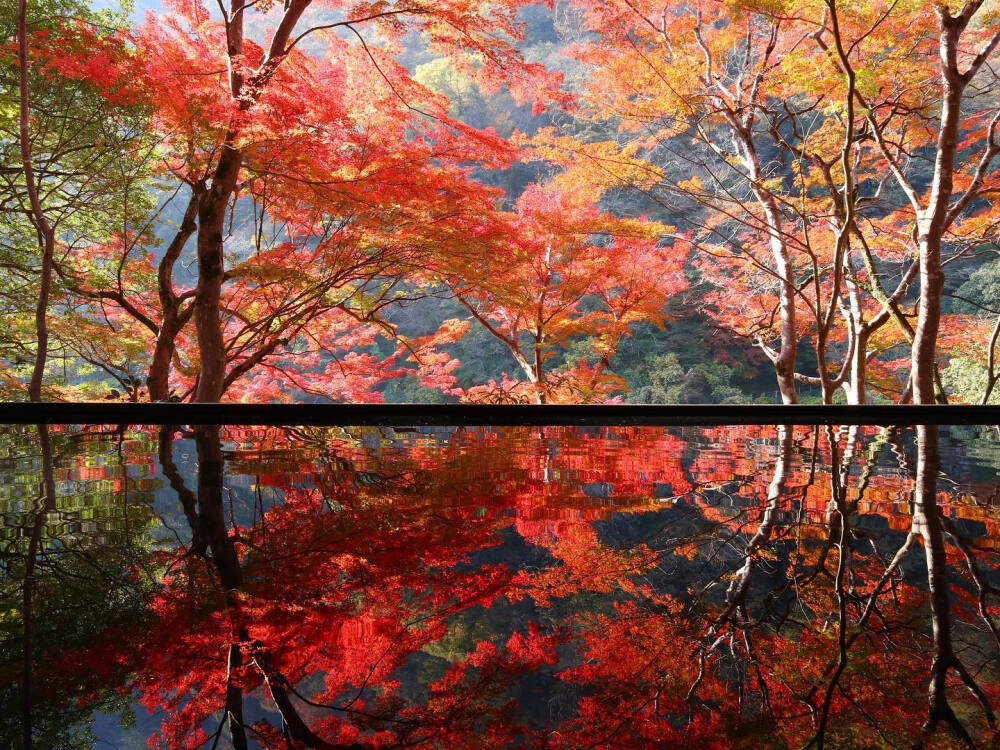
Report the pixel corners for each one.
[1,402,998,426]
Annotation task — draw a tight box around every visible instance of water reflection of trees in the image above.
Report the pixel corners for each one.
[0,425,160,748]
[5,423,1000,747]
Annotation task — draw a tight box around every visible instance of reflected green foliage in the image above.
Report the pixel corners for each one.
[0,425,163,749]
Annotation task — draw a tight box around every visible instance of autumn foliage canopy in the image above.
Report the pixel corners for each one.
[3,0,1000,404]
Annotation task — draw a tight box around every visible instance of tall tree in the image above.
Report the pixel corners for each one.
[557,0,1000,403]
[1,0,155,400]
[14,0,52,401]
[127,0,563,402]
[442,180,686,404]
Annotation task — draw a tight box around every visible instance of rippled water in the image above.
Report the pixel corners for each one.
[3,423,1000,748]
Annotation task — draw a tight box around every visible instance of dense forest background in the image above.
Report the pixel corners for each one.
[376,6,773,404]
[3,0,999,404]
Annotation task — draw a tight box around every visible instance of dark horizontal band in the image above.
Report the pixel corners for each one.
[0,402,998,426]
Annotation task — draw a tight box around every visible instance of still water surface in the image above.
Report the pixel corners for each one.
[3,423,1000,748]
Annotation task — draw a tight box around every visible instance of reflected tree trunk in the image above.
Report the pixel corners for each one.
[812,424,859,749]
[157,426,204,555]
[722,423,792,614]
[194,425,242,594]
[192,424,248,749]
[689,424,793,714]
[158,425,345,747]
[20,425,56,749]
[914,424,996,744]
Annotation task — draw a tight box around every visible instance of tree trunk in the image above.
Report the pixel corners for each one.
[148,188,201,400]
[911,424,986,743]
[737,129,798,404]
[912,227,947,404]
[193,0,248,403]
[28,236,54,403]
[533,343,547,404]
[186,0,316,402]
[912,17,964,405]
[193,147,241,403]
[844,331,868,405]
[768,233,798,403]
[17,0,56,402]
[510,346,546,404]
[148,322,180,401]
